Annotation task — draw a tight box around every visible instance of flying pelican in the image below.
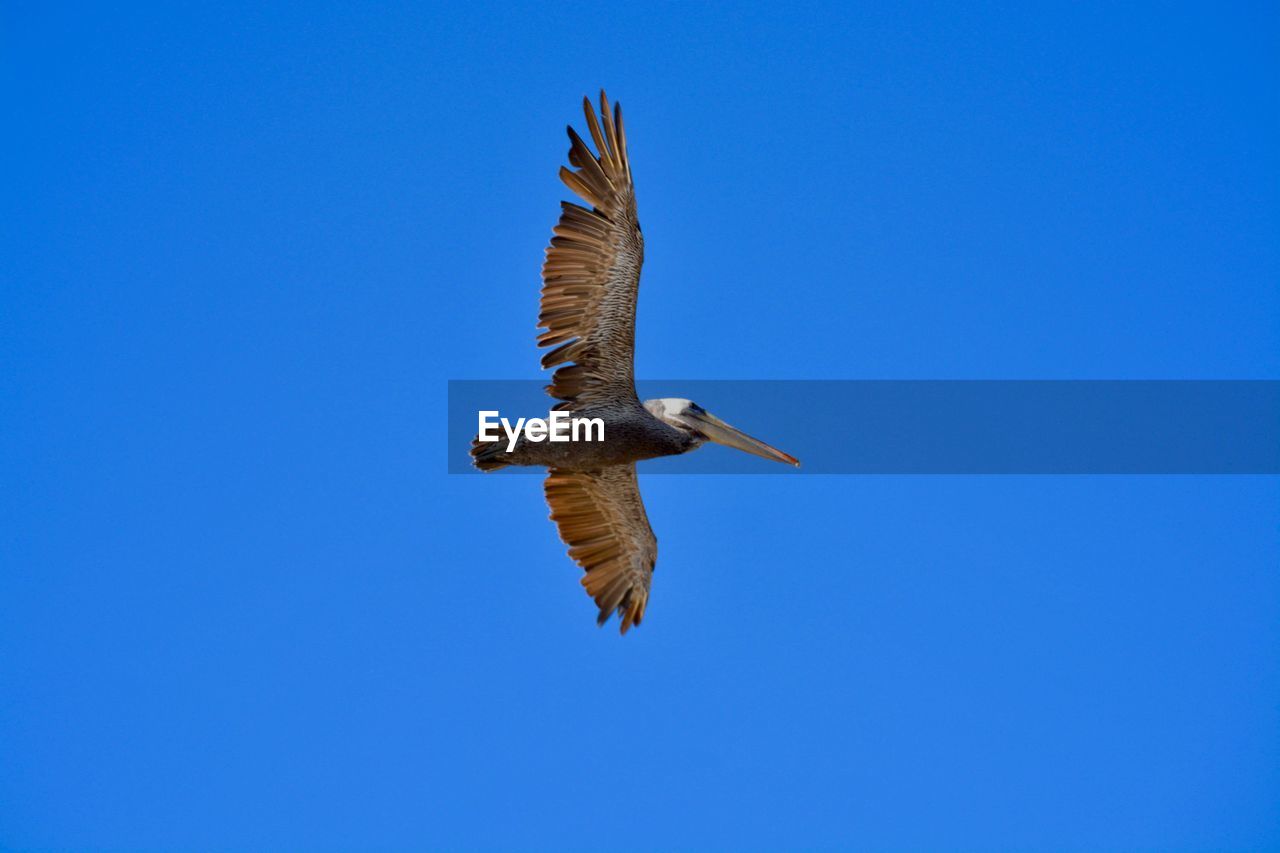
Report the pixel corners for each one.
[472,91,799,633]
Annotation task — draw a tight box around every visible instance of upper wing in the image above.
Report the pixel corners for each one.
[544,465,657,634]
[538,91,644,410]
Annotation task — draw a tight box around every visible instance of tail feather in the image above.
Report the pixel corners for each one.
[470,437,510,472]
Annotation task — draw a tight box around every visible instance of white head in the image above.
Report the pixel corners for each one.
[642,397,799,466]
[643,397,697,426]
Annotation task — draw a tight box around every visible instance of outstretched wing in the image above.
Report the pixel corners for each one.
[538,91,644,411]
[544,465,657,634]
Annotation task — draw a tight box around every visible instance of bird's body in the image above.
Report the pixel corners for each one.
[472,92,797,633]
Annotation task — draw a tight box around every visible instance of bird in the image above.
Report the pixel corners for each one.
[471,91,799,633]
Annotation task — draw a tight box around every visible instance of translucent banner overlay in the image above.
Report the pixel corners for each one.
[448,380,1279,475]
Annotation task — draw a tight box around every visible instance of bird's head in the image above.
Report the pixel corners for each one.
[643,398,800,467]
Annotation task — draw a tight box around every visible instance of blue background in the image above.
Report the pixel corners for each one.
[3,2,1277,849]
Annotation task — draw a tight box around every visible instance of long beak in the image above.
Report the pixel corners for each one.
[682,410,800,467]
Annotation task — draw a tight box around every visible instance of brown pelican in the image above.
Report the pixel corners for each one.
[472,91,798,633]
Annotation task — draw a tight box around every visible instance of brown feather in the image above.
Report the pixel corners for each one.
[544,465,657,633]
[537,91,644,410]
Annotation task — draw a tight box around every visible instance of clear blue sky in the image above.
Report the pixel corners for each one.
[3,2,1278,849]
